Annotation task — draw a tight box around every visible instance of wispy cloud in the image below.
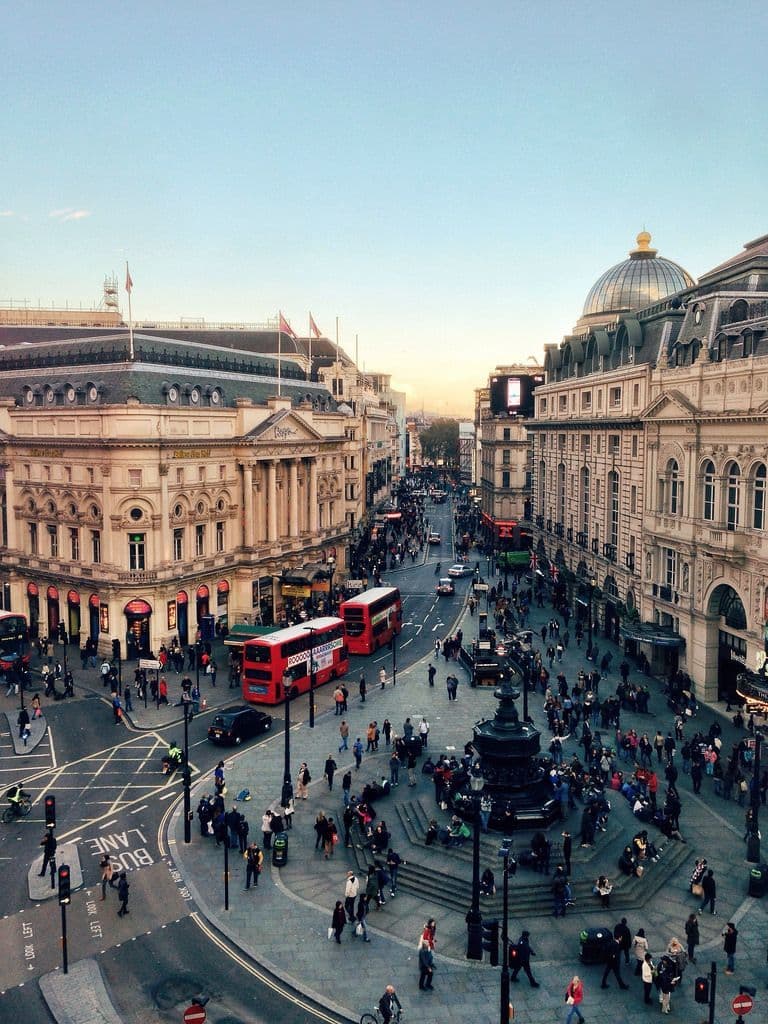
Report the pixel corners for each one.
[49,208,91,222]
[0,210,14,217]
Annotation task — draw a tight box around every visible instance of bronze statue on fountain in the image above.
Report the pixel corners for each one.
[447,659,559,831]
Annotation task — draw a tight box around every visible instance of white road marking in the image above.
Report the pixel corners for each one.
[98,819,118,830]
[130,805,148,814]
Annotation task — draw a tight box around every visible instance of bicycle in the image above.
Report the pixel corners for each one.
[2,791,32,823]
[360,1008,403,1024]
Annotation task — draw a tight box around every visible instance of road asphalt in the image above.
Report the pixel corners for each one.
[25,578,768,1024]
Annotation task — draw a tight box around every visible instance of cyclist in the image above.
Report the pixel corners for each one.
[163,741,183,774]
[378,984,402,1023]
[6,783,25,816]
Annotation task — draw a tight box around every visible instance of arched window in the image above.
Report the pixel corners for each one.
[608,471,620,547]
[726,462,741,531]
[667,458,681,515]
[743,331,754,357]
[752,463,767,530]
[581,466,590,535]
[714,334,727,361]
[702,460,716,521]
[730,299,749,323]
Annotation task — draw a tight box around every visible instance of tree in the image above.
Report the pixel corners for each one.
[419,419,460,466]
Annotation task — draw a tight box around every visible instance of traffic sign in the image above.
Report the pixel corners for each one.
[732,994,754,1016]
[183,1005,206,1024]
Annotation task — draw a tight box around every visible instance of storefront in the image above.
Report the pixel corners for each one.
[216,580,230,631]
[196,584,209,628]
[124,598,152,659]
[251,576,275,626]
[27,582,39,640]
[66,589,80,647]
[46,585,60,638]
[88,593,100,644]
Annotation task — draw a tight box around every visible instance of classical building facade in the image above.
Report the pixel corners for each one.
[0,314,400,657]
[531,231,768,702]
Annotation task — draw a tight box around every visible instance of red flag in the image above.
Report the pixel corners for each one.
[549,563,559,583]
[125,264,133,294]
[279,312,296,338]
[309,313,322,338]
[529,552,538,570]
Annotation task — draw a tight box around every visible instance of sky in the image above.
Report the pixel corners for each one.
[2,1,767,415]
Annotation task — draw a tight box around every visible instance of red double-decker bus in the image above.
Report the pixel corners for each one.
[0,611,30,673]
[241,617,348,705]
[339,587,403,655]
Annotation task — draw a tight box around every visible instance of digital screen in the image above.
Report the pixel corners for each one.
[490,374,542,416]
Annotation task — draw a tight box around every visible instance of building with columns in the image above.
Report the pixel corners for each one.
[0,317,397,658]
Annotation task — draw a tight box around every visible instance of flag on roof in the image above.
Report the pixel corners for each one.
[529,552,538,570]
[125,264,133,294]
[279,312,296,338]
[309,313,322,338]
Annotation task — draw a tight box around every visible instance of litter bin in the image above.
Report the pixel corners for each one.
[272,831,288,867]
[748,862,768,898]
[579,927,614,964]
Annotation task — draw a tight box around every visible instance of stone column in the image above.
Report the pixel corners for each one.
[100,465,113,565]
[2,463,17,550]
[267,460,278,542]
[309,459,319,534]
[159,463,171,563]
[242,463,254,548]
[289,460,299,537]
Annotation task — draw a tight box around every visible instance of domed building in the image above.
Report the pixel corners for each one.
[577,231,695,330]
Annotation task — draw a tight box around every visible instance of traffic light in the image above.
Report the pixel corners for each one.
[112,638,121,660]
[694,976,710,1004]
[44,793,56,829]
[57,622,67,644]
[509,943,520,968]
[58,864,71,905]
[482,919,499,966]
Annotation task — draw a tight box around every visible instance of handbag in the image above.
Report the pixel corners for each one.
[691,883,704,897]
[355,922,364,936]
[566,995,575,1005]
[327,927,334,940]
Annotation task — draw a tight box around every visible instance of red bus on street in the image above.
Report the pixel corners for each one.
[241,617,348,705]
[0,611,30,673]
[339,587,403,655]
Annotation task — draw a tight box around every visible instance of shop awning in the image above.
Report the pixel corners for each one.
[619,622,685,648]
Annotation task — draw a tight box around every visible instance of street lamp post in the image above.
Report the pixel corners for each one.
[586,574,596,660]
[282,671,293,800]
[327,556,336,614]
[498,840,515,1024]
[182,699,191,844]
[746,728,763,863]
[392,630,398,687]
[466,770,485,960]
[303,625,317,729]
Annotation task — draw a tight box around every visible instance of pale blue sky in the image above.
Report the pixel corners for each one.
[2,1,767,413]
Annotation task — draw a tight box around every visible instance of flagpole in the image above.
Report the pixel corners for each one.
[335,316,340,397]
[308,313,312,381]
[277,312,282,397]
[126,261,134,361]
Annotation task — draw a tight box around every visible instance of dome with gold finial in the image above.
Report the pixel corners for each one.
[578,232,695,327]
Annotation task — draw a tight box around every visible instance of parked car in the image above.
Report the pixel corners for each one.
[435,577,456,596]
[428,532,442,544]
[207,705,273,746]
[448,562,473,577]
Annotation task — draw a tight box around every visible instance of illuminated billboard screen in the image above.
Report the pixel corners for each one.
[489,374,543,416]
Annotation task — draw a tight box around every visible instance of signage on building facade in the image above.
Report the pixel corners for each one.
[26,448,64,458]
[172,449,212,459]
[282,584,311,598]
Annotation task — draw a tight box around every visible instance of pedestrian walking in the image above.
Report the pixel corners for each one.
[698,869,717,915]
[600,937,629,989]
[344,870,359,922]
[389,751,401,786]
[379,667,387,689]
[353,737,363,770]
[561,830,572,876]
[428,663,436,687]
[244,842,263,889]
[324,754,337,790]
[338,719,350,751]
[313,812,327,851]
[382,718,392,748]
[613,917,632,966]
[116,872,130,917]
[632,928,649,975]
[564,975,585,1024]
[418,939,435,989]
[330,900,346,943]
[322,816,338,859]
[99,853,116,899]
[261,809,273,850]
[359,674,367,702]
[296,762,311,799]
[684,912,699,964]
[510,930,540,987]
[38,829,57,877]
[355,892,371,942]
[641,953,655,1004]
[342,769,352,807]
[722,921,738,974]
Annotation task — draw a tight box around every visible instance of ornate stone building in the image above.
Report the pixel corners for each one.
[531,231,768,701]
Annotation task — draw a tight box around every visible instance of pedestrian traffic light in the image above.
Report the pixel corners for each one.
[44,793,56,829]
[694,976,709,1004]
[508,943,520,967]
[58,622,67,644]
[482,919,499,966]
[58,864,71,905]
[112,638,121,660]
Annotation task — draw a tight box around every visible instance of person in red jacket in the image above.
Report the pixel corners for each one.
[564,974,585,1024]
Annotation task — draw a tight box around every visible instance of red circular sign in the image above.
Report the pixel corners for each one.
[732,994,753,1015]
[183,1006,206,1024]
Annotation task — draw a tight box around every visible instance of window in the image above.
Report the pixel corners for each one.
[128,469,142,488]
[539,398,547,414]
[631,436,638,458]
[216,520,225,552]
[69,528,79,561]
[29,522,38,554]
[173,528,184,561]
[753,464,767,530]
[633,382,640,405]
[47,525,58,557]
[219,464,226,480]
[91,530,101,564]
[609,434,620,455]
[557,462,566,524]
[581,391,592,410]
[502,449,510,465]
[581,435,590,452]
[503,428,511,441]
[726,462,741,531]
[43,465,51,481]
[559,395,567,411]
[198,466,206,482]
[596,436,602,454]
[610,386,622,408]
[176,468,184,484]
[664,547,678,588]
[609,471,619,548]
[64,467,72,483]
[703,460,716,521]
[538,459,546,515]
[23,463,30,480]
[558,434,566,450]
[630,485,637,514]
[87,467,94,484]
[597,390,603,410]
[667,459,682,515]
[581,467,590,535]
[129,533,146,570]
[195,524,206,556]
[501,471,510,488]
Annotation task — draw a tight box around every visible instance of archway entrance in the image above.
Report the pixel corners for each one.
[88,594,100,643]
[46,585,60,639]
[708,584,748,701]
[27,583,40,640]
[176,590,189,646]
[124,599,152,660]
[196,584,210,632]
